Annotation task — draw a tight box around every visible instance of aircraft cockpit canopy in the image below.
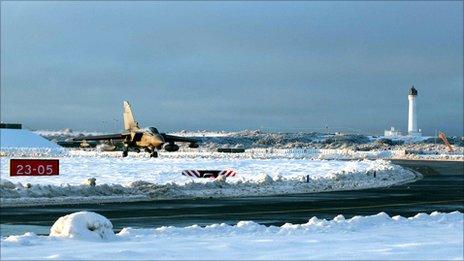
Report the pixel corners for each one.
[148,127,159,134]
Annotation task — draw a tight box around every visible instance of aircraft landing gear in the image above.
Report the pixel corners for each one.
[122,145,129,157]
[150,149,158,158]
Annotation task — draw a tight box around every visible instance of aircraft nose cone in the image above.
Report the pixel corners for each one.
[155,134,165,144]
[150,134,165,149]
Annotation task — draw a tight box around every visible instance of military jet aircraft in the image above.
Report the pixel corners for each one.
[73,101,199,158]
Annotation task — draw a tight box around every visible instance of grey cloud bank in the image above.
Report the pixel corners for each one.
[1,2,462,135]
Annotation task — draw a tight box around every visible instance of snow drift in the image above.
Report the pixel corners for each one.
[50,211,115,240]
[1,211,462,260]
[0,129,65,155]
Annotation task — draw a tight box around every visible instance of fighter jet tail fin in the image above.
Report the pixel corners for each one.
[123,101,140,131]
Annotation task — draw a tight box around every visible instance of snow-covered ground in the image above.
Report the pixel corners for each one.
[33,129,107,138]
[0,151,419,207]
[151,147,463,161]
[368,134,433,143]
[1,211,462,260]
[1,130,460,259]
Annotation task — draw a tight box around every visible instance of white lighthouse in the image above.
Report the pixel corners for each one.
[407,86,421,136]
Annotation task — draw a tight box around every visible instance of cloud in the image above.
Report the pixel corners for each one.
[1,1,462,135]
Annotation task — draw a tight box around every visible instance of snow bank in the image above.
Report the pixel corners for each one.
[0,129,66,156]
[1,211,462,260]
[71,147,462,162]
[50,211,115,240]
[0,155,419,206]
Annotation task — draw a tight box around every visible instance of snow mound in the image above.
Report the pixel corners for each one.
[49,211,115,240]
[0,129,65,156]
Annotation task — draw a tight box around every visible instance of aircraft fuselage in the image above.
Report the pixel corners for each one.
[129,132,165,150]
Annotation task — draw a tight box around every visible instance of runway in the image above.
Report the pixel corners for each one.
[1,159,462,236]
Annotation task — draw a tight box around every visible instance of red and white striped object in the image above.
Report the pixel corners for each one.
[218,169,236,177]
[182,169,237,178]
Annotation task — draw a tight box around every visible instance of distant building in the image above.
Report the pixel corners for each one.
[0,122,22,129]
[384,127,402,137]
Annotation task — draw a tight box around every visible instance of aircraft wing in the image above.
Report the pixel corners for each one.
[161,134,199,145]
[72,133,127,141]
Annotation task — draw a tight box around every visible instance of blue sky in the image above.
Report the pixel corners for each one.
[1,1,462,135]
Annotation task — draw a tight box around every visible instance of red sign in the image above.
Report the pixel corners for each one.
[10,159,59,176]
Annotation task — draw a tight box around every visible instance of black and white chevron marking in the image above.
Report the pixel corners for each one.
[181,170,201,177]
[182,169,237,178]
